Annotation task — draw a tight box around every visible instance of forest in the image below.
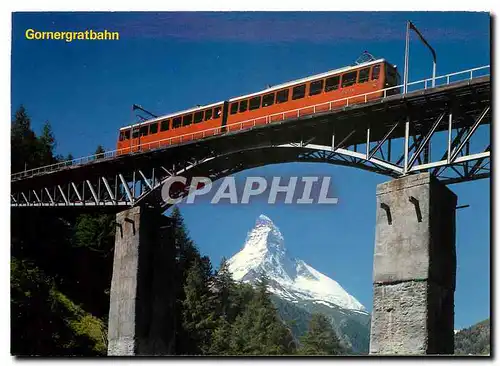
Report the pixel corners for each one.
[10,105,347,356]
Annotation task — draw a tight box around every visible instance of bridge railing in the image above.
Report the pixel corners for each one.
[406,65,490,92]
[11,65,490,181]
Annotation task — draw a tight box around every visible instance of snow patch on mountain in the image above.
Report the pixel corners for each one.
[228,214,366,313]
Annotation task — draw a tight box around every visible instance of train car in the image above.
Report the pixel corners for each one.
[225,59,399,131]
[117,101,226,155]
[116,58,400,155]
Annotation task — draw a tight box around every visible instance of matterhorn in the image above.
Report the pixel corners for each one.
[228,214,371,354]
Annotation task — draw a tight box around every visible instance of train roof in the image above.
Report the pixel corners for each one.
[119,58,388,131]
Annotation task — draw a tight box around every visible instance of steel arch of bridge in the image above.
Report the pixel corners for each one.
[11,68,491,209]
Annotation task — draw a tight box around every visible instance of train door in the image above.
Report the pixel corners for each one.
[385,63,401,95]
[128,125,144,153]
[220,101,229,133]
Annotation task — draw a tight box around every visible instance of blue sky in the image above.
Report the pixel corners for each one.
[11,12,490,329]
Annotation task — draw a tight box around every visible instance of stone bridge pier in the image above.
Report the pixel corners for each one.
[107,206,177,356]
[369,172,457,355]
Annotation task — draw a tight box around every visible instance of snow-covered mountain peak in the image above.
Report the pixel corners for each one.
[256,214,273,226]
[228,214,367,313]
[241,213,285,254]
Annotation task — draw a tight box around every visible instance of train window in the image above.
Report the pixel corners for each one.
[276,89,289,103]
[358,68,370,83]
[372,65,380,80]
[149,123,158,134]
[385,66,400,87]
[249,96,261,110]
[239,99,248,112]
[183,114,193,126]
[262,93,275,107]
[214,106,222,118]
[119,132,124,141]
[325,76,340,92]
[123,130,130,140]
[140,125,149,137]
[292,85,306,100]
[161,119,170,131]
[204,109,213,121]
[309,80,324,96]
[194,111,204,123]
[173,117,182,128]
[230,102,239,115]
[132,128,139,139]
[341,71,357,88]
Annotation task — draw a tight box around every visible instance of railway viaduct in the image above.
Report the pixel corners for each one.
[11,67,491,355]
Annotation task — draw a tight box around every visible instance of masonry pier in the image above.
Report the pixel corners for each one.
[107,206,176,356]
[369,172,457,355]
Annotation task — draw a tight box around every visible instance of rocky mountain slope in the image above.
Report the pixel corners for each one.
[455,318,490,355]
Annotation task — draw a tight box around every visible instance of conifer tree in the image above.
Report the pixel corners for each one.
[11,105,32,140]
[229,281,255,323]
[169,206,205,355]
[73,213,115,256]
[38,121,56,166]
[298,313,344,355]
[182,258,216,354]
[11,105,38,172]
[208,318,232,355]
[65,153,74,165]
[228,274,296,355]
[94,145,105,158]
[212,257,236,321]
[171,207,201,277]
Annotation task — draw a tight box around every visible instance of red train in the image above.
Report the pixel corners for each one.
[117,58,400,154]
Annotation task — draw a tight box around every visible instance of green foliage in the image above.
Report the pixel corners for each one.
[37,121,57,166]
[226,277,296,355]
[11,257,107,355]
[298,313,345,355]
[50,289,107,354]
[11,106,60,172]
[73,213,115,255]
[169,207,209,355]
[170,212,297,356]
[94,145,105,158]
[11,105,31,137]
[208,318,232,355]
[11,106,39,173]
[70,315,107,354]
[270,295,311,341]
[455,319,490,355]
[11,210,113,356]
[212,257,236,320]
[11,106,113,355]
[182,258,217,354]
[205,272,296,355]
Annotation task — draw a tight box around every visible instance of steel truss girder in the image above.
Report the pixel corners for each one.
[10,145,399,209]
[450,106,490,163]
[10,110,490,208]
[407,112,445,170]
